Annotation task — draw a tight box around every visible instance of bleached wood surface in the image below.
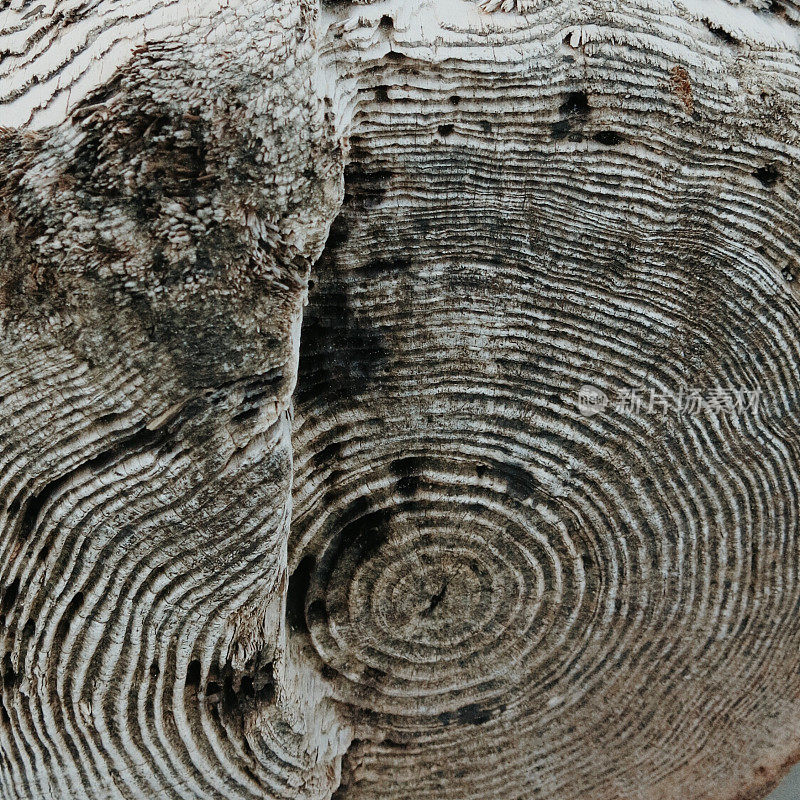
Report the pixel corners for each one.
[1,1,800,799]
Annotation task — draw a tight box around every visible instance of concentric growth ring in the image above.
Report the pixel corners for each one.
[292,455,617,718]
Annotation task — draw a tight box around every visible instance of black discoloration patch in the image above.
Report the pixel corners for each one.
[1,579,19,614]
[593,130,624,146]
[298,159,392,409]
[343,162,393,210]
[329,510,392,570]
[390,456,425,496]
[550,119,571,140]
[297,281,389,406]
[552,91,590,139]
[2,653,18,689]
[307,599,328,628]
[395,474,420,496]
[69,105,214,221]
[438,702,505,726]
[126,285,254,389]
[321,663,338,680]
[360,256,411,279]
[313,506,393,599]
[312,440,343,471]
[325,215,350,250]
[457,702,494,725]
[492,460,537,502]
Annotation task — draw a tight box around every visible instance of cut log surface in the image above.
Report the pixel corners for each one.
[1,1,800,799]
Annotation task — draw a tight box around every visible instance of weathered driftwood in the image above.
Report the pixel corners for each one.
[1,0,800,798]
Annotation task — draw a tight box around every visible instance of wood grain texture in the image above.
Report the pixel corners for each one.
[2,0,800,799]
[0,1,348,798]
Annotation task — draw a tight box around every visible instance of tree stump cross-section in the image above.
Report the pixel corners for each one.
[1,1,800,799]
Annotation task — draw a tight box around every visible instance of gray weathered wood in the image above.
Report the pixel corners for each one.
[1,1,800,799]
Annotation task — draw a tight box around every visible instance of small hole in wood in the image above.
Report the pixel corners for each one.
[704,19,739,45]
[185,659,201,688]
[560,90,589,117]
[754,164,780,187]
[287,556,316,633]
